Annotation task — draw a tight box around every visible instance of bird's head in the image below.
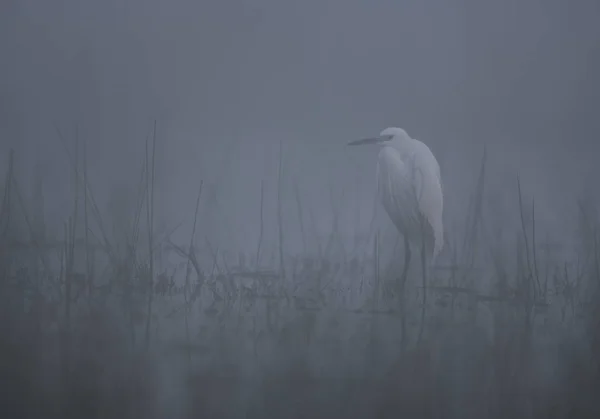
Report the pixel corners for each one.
[347,127,410,147]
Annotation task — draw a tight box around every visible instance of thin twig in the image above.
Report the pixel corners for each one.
[144,120,157,350]
[183,180,204,364]
[256,180,264,267]
[83,135,92,301]
[293,180,307,256]
[277,140,285,279]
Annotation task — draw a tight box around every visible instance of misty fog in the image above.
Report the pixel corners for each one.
[1,0,600,418]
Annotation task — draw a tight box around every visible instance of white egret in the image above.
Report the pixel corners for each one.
[349,127,444,343]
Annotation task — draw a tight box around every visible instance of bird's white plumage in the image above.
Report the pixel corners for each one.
[348,127,443,345]
[375,128,444,260]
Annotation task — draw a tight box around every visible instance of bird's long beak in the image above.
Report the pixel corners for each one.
[347,135,391,146]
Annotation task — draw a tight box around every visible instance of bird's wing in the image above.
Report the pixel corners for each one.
[377,148,423,239]
[377,145,444,259]
[410,147,444,258]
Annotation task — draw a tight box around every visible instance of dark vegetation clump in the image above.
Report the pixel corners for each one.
[1,141,600,419]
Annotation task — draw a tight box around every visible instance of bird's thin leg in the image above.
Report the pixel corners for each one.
[416,234,428,346]
[398,236,411,354]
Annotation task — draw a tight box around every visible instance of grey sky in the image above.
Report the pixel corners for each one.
[1,0,599,255]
